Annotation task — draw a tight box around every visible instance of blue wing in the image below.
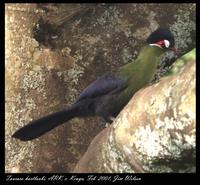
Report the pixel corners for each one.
[75,73,127,102]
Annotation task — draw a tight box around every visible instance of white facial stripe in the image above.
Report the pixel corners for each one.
[164,40,170,48]
[149,43,163,49]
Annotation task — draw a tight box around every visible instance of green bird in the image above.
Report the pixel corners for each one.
[12,28,176,141]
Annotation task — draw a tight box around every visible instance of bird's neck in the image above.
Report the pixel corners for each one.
[118,45,165,85]
[137,45,164,82]
[129,45,164,72]
[135,45,164,79]
[120,45,164,72]
[137,45,164,63]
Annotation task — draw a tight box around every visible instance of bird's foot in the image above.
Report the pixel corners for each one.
[100,116,116,127]
[109,116,115,122]
[105,122,109,127]
[104,116,115,127]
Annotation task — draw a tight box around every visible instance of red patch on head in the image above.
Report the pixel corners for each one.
[155,40,165,47]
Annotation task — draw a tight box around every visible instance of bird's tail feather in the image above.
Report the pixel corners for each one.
[12,101,91,141]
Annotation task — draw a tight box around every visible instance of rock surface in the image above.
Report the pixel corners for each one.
[5,3,195,172]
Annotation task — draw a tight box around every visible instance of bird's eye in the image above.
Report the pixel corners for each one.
[164,40,170,48]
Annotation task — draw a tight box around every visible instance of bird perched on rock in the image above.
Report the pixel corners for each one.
[12,28,176,141]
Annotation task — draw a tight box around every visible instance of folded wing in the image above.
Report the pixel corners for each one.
[75,73,127,102]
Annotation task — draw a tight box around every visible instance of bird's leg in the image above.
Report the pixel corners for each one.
[109,116,115,122]
[102,116,112,123]
[105,116,115,127]
[102,116,115,127]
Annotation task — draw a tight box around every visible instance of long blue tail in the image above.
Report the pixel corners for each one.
[12,101,92,141]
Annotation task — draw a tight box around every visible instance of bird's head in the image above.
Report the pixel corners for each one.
[146,28,177,54]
